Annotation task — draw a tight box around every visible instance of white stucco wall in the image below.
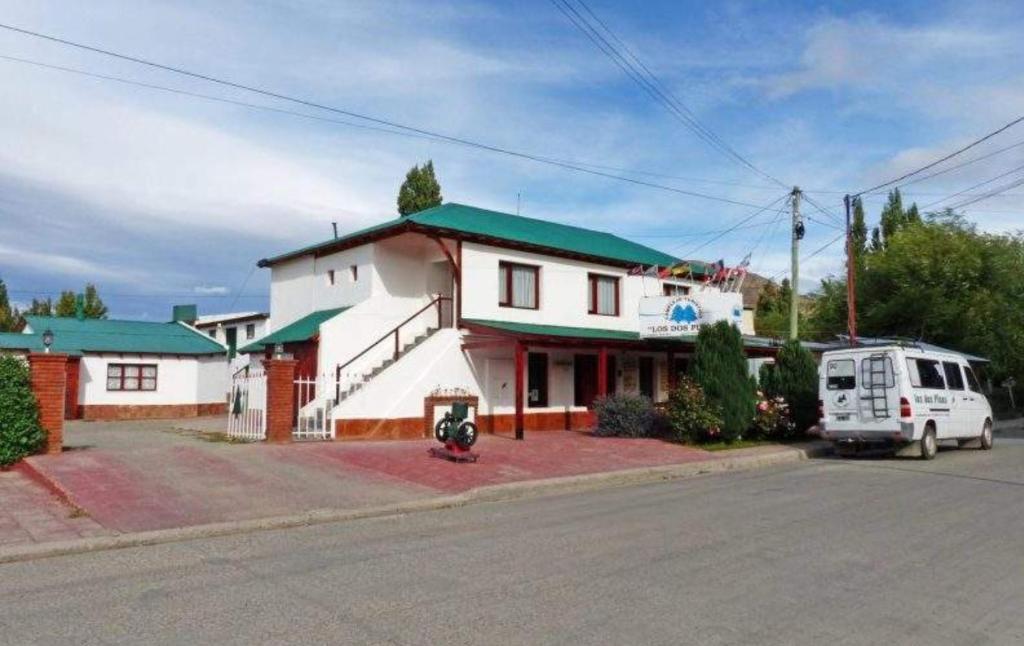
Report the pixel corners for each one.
[79,354,228,405]
[459,242,696,333]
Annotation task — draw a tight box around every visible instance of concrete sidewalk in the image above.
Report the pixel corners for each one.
[0,467,111,547]
[6,419,826,556]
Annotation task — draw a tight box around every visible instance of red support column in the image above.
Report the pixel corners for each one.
[28,353,68,455]
[514,341,525,440]
[265,358,298,444]
[597,347,608,399]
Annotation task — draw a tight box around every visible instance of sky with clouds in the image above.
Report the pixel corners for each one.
[1,0,1023,319]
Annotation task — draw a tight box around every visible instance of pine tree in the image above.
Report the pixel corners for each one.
[690,321,757,441]
[397,160,443,216]
[850,197,868,257]
[0,278,17,332]
[25,298,53,317]
[53,284,108,319]
[54,291,77,317]
[82,284,108,319]
[877,188,905,248]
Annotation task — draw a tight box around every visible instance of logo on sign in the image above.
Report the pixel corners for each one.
[661,298,703,333]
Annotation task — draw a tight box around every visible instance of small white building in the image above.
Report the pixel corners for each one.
[0,308,230,421]
[242,203,775,440]
[194,311,268,371]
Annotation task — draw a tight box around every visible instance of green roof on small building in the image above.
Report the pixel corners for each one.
[259,203,685,269]
[19,316,225,356]
[239,307,349,353]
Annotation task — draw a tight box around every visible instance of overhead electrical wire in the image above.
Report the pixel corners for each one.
[0,23,769,210]
[945,175,1024,211]
[768,232,846,282]
[549,0,789,189]
[671,193,790,258]
[852,113,1024,197]
[919,161,1024,210]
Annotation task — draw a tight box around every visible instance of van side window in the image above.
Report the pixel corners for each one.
[826,359,855,390]
[942,362,965,390]
[964,366,982,393]
[908,358,945,389]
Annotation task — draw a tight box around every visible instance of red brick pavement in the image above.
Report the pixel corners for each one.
[0,467,111,547]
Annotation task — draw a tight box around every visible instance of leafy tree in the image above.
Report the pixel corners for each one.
[0,354,46,467]
[754,279,791,338]
[54,291,77,317]
[397,160,443,216]
[850,196,868,258]
[770,340,819,434]
[24,298,53,317]
[690,321,757,441]
[53,284,108,319]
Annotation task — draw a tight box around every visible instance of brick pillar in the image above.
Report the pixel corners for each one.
[265,358,297,444]
[28,353,68,455]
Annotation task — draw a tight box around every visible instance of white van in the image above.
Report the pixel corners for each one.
[818,345,993,459]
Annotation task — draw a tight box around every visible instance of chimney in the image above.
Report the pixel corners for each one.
[75,293,85,321]
[172,304,198,325]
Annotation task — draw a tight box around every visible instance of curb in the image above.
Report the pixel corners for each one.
[14,459,89,516]
[0,443,829,566]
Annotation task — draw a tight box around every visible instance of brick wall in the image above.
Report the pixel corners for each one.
[28,353,68,455]
[80,402,227,421]
[265,358,297,443]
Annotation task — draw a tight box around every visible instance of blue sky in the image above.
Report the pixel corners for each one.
[2,0,1023,319]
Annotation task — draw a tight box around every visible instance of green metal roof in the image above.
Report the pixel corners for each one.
[239,307,348,353]
[0,332,71,355]
[464,319,643,342]
[259,203,684,269]
[20,316,225,356]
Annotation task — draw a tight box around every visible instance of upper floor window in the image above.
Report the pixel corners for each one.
[245,323,256,340]
[207,329,217,338]
[499,262,539,309]
[326,269,335,286]
[663,283,690,296]
[588,274,619,316]
[350,265,359,282]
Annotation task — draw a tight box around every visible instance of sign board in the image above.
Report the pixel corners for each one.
[638,292,743,339]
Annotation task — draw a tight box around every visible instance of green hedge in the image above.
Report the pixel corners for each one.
[690,321,757,442]
[0,355,45,467]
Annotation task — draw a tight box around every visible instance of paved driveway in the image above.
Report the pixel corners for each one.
[23,419,723,534]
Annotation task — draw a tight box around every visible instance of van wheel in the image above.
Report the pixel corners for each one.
[980,421,994,450]
[920,426,938,460]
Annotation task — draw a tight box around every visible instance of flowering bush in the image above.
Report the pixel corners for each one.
[750,391,796,440]
[665,376,723,444]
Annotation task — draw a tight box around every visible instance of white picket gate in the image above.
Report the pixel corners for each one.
[227,369,267,441]
[293,374,337,441]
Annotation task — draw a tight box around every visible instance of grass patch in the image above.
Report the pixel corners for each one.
[699,439,774,451]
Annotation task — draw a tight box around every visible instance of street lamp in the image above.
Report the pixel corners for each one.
[41,329,54,353]
[274,343,284,359]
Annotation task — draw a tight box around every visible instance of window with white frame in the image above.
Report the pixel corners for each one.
[588,274,619,316]
[498,262,539,309]
[245,323,255,339]
[107,364,157,392]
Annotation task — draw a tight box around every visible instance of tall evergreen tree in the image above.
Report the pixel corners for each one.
[0,278,19,332]
[851,197,868,257]
[772,340,820,434]
[690,321,757,441]
[397,160,443,216]
[54,291,77,317]
[25,298,53,317]
[53,284,107,319]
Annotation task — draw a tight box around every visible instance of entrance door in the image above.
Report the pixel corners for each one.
[574,354,598,407]
[638,356,655,399]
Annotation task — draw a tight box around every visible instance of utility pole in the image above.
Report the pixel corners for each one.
[789,186,803,340]
[844,194,858,346]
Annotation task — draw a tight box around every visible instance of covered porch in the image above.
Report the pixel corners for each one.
[461,319,779,439]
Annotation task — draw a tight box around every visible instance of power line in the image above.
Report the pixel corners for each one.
[768,232,846,281]
[671,193,790,258]
[946,175,1024,211]
[853,113,1024,197]
[919,161,1024,210]
[550,0,788,189]
[0,53,791,196]
[624,217,782,239]
[0,23,771,211]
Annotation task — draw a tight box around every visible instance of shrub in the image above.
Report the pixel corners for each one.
[0,354,45,467]
[758,362,780,398]
[592,393,657,438]
[665,376,723,444]
[750,392,795,440]
[690,321,757,442]
[771,340,820,434]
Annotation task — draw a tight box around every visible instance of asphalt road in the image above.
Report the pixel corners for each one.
[2,443,1023,646]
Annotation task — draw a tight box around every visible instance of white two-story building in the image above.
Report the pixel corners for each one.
[242,203,773,440]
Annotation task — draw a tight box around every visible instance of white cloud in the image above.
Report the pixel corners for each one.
[193,285,229,295]
[0,242,128,280]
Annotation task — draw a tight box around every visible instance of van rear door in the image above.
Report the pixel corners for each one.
[855,352,899,430]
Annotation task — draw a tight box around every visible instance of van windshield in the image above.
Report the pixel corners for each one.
[826,359,856,390]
